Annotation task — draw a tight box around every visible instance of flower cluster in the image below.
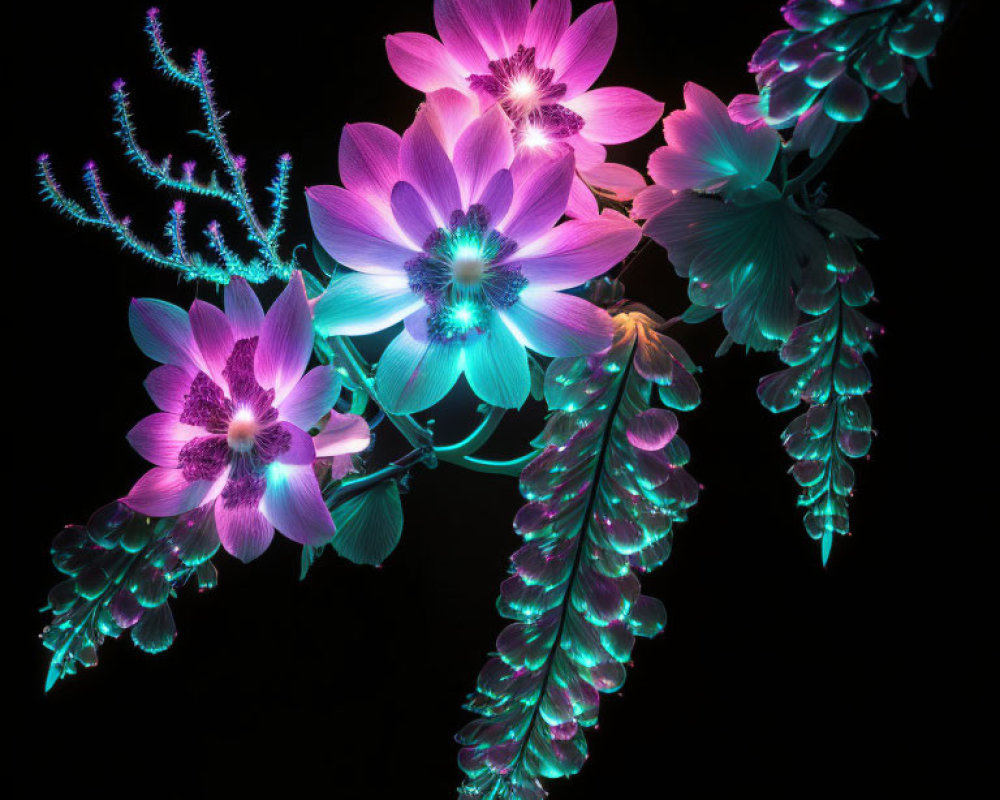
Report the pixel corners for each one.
[731,0,948,134]
[123,274,370,562]
[308,0,662,414]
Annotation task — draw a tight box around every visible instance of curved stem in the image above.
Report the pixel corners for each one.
[784,123,851,197]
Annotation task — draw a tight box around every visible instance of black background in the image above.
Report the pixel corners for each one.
[11,1,988,795]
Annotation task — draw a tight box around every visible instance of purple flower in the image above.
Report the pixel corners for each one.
[122,274,370,562]
[307,91,641,413]
[385,0,662,215]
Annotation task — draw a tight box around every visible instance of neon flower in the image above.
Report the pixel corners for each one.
[385,0,662,214]
[122,274,370,562]
[635,84,824,351]
[307,92,641,413]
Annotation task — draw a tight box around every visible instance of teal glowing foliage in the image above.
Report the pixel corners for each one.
[36,8,297,285]
[42,501,219,691]
[757,209,880,564]
[748,0,948,129]
[457,308,700,798]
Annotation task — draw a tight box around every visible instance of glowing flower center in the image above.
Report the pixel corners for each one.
[520,126,550,149]
[468,45,584,141]
[404,205,527,343]
[227,409,259,452]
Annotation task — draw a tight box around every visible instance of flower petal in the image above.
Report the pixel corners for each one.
[501,289,614,356]
[434,0,491,71]
[524,0,571,65]
[500,150,574,245]
[224,277,265,340]
[463,315,529,408]
[144,364,192,413]
[423,88,480,156]
[127,413,203,468]
[630,184,674,221]
[453,105,515,208]
[400,110,463,225]
[566,174,599,219]
[314,411,371,458]
[375,326,463,413]
[274,422,316,465]
[339,123,402,211]
[129,298,205,373]
[189,299,234,385]
[313,272,423,337]
[567,87,663,145]
[515,215,640,290]
[215,502,274,563]
[386,32,468,93]
[391,180,438,248]
[255,272,314,404]
[478,168,514,221]
[278,365,341,430]
[122,467,215,518]
[550,1,617,97]
[260,463,335,547]
[306,185,417,275]
[579,162,648,201]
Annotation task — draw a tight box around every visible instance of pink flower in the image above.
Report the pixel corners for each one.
[385,0,661,216]
[122,274,370,562]
[307,90,641,414]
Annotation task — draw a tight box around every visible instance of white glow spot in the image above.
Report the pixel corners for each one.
[508,77,537,101]
[521,126,550,149]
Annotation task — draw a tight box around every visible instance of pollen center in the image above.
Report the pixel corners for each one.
[227,412,258,453]
[452,245,486,285]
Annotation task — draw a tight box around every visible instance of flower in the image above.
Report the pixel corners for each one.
[307,91,641,413]
[635,84,825,351]
[385,0,661,215]
[122,274,370,562]
[729,0,947,130]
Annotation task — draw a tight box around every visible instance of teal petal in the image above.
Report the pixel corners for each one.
[375,327,463,414]
[463,316,530,409]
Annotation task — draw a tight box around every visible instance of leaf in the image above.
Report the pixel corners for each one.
[330,480,404,566]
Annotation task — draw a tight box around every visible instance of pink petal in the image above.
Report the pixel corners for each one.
[215,501,274,563]
[434,0,490,71]
[255,272,314,404]
[386,32,467,93]
[189,299,234,385]
[566,174,599,219]
[499,150,574,245]
[626,408,679,451]
[278,365,341,431]
[478,169,514,221]
[144,364,192,413]
[391,180,438,247]
[566,133,605,169]
[501,289,614,357]
[224,277,265,340]
[260,463,335,547]
[524,0,571,65]
[423,88,480,156]
[400,111,463,225]
[453,105,515,208]
[339,123,402,211]
[127,412,204,467]
[630,184,675,221]
[313,272,423,337]
[550,1,617,97]
[579,162,648,201]
[274,422,317,465]
[122,467,215,517]
[647,147,733,193]
[515,216,640,290]
[129,298,206,373]
[314,411,371,458]
[306,185,417,275]
[567,87,663,144]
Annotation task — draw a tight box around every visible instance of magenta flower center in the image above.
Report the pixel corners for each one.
[176,336,291,509]
[468,45,584,143]
[405,204,526,342]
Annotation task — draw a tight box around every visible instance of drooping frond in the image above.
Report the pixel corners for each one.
[37,8,297,284]
[41,501,219,691]
[457,307,700,798]
[757,209,880,564]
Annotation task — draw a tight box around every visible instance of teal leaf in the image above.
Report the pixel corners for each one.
[331,480,404,566]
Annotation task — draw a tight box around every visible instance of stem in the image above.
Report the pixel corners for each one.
[784,124,851,197]
[324,446,436,508]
